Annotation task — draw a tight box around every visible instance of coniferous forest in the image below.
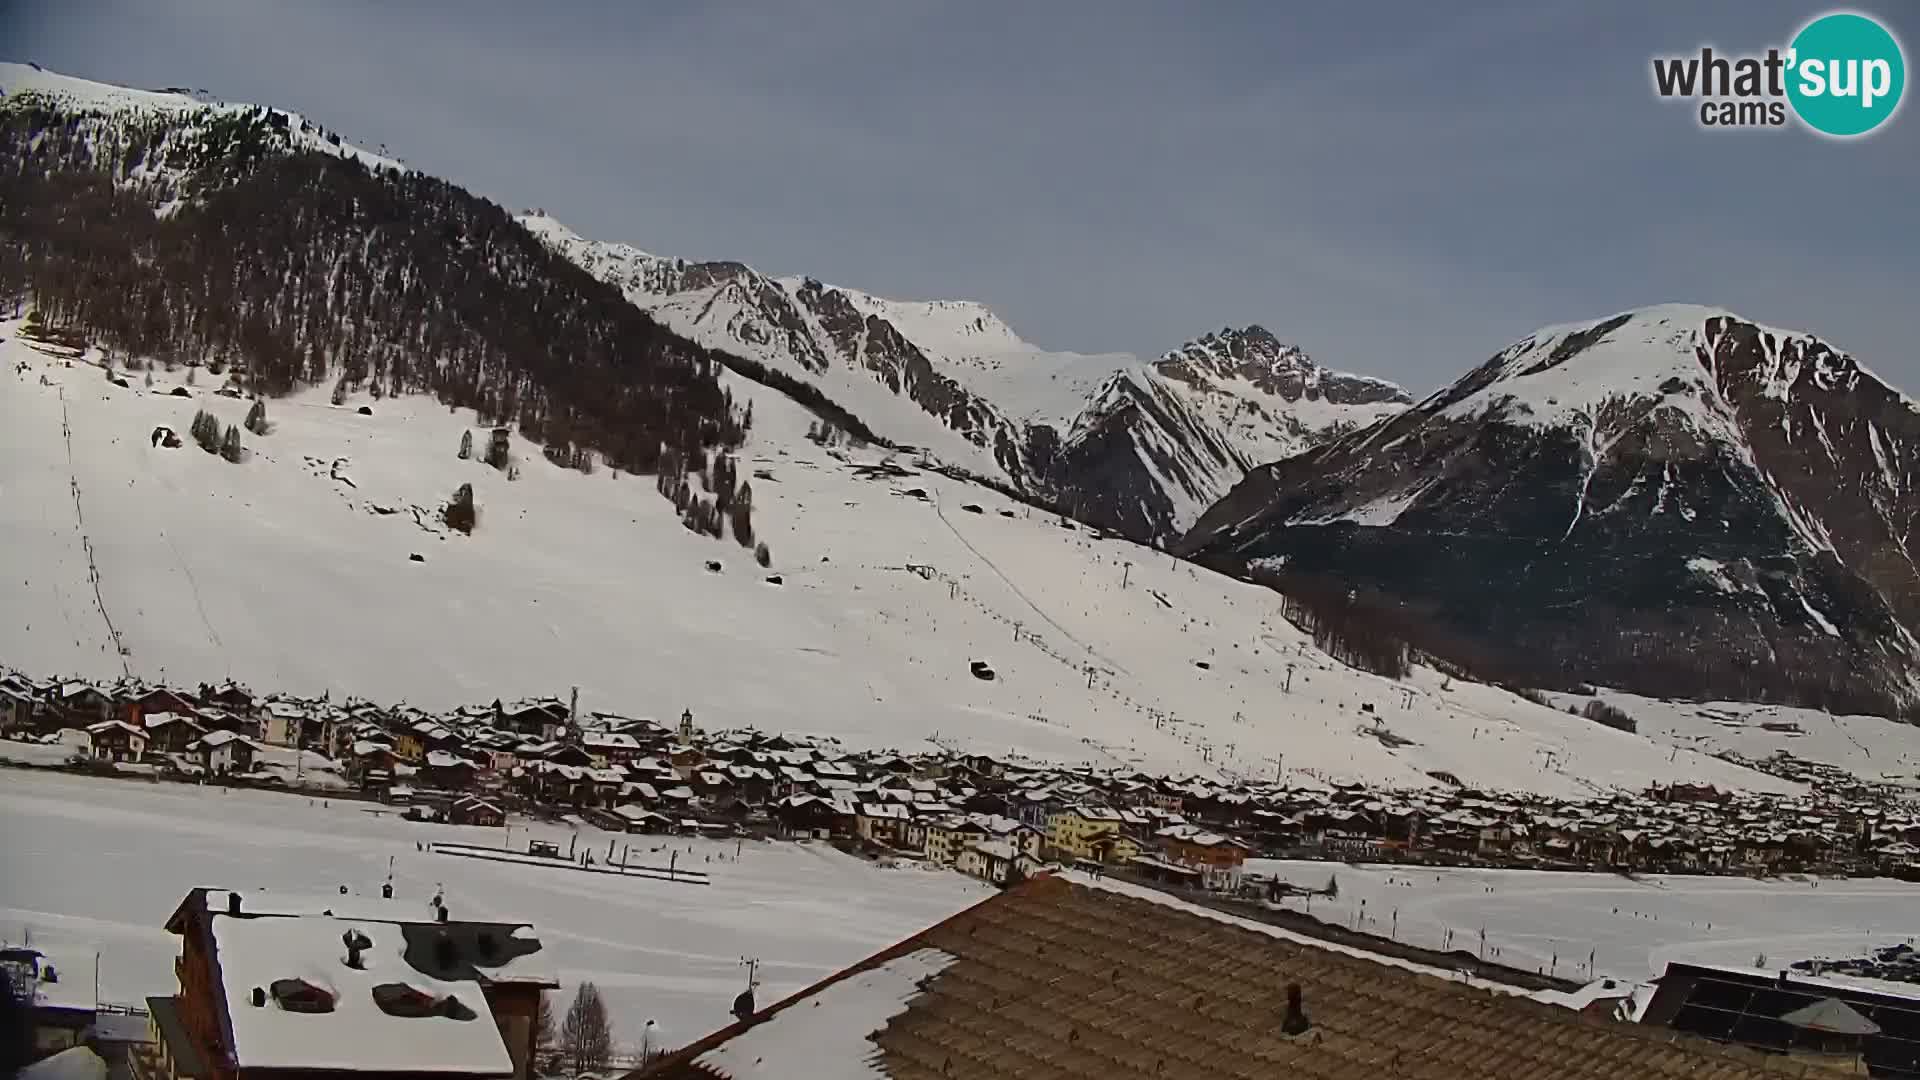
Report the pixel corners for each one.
[0,100,751,474]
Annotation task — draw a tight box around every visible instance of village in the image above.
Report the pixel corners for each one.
[7,666,1920,895]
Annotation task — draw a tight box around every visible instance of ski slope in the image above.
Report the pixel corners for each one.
[0,322,1813,796]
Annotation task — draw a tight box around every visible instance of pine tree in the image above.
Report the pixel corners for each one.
[191,409,221,454]
[444,482,477,534]
[220,423,243,463]
[755,541,771,568]
[330,377,347,406]
[458,429,473,460]
[558,982,613,1076]
[244,398,268,435]
[730,482,754,546]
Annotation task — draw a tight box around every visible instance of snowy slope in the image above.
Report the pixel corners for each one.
[0,61,405,177]
[0,322,1801,798]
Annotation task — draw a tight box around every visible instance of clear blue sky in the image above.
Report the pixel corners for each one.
[4,0,1916,392]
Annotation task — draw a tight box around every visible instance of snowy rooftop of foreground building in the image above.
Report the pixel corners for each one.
[210,913,514,1075]
[639,873,1809,1080]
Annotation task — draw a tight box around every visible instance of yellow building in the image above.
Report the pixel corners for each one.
[925,818,990,866]
[392,731,424,764]
[1046,805,1129,862]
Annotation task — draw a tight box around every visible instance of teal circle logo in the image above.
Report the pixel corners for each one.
[1787,12,1905,137]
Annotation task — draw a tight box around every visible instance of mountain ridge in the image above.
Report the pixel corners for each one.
[520,211,1410,540]
[1181,303,1920,719]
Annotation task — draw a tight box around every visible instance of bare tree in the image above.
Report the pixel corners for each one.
[558,981,613,1076]
[533,990,557,1073]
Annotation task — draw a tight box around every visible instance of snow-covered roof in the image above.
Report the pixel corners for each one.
[692,949,954,1078]
[965,840,1018,861]
[17,1047,106,1080]
[209,913,513,1074]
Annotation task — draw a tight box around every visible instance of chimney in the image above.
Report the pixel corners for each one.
[569,687,580,731]
[227,892,241,916]
[342,930,367,970]
[436,902,449,924]
[1280,983,1312,1036]
[250,986,266,1007]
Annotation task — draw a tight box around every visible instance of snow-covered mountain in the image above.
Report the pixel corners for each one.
[1182,305,1920,719]
[3,321,1846,797]
[519,213,1408,541]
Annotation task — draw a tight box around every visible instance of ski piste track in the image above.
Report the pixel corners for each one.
[60,385,130,678]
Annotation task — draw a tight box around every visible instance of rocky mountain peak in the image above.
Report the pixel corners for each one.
[1156,326,1410,409]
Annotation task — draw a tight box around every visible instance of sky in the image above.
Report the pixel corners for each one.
[2,0,1916,393]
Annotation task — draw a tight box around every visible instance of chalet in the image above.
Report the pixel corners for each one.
[724,763,777,802]
[955,839,1033,885]
[132,687,201,721]
[771,794,844,839]
[582,731,642,767]
[196,729,257,775]
[544,743,593,769]
[392,728,426,764]
[856,803,914,849]
[1155,824,1250,891]
[144,712,208,755]
[498,698,570,739]
[58,682,115,725]
[197,680,255,712]
[692,770,735,799]
[86,719,147,762]
[610,804,674,834]
[156,887,559,1080]
[0,684,35,733]
[348,741,398,784]
[968,814,1045,860]
[422,750,480,791]
[448,796,506,827]
[1011,788,1064,829]
[259,701,311,749]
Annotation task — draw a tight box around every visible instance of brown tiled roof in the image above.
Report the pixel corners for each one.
[637,874,1824,1079]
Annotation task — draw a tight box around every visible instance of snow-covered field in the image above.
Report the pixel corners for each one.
[1564,690,1920,789]
[0,323,1864,797]
[1247,858,1920,987]
[0,770,991,1051]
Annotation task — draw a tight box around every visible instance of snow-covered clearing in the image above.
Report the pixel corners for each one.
[0,324,1820,796]
[1550,689,1920,789]
[0,771,990,1051]
[1246,858,1920,987]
